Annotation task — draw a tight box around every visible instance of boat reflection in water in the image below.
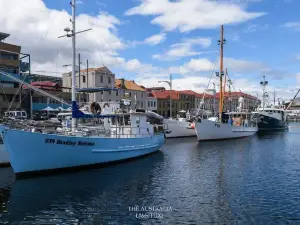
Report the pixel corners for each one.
[0,152,164,224]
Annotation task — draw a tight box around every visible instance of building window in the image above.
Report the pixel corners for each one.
[100,90,103,94]
[151,101,153,107]
[141,101,143,108]
[154,101,156,107]
[148,101,150,107]
[108,77,111,84]
[116,90,119,96]
[100,76,103,83]
[0,52,18,60]
[83,76,86,83]
[109,90,111,95]
[109,99,111,102]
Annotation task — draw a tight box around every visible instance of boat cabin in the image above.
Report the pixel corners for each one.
[225,112,254,127]
[108,112,164,137]
[253,107,287,122]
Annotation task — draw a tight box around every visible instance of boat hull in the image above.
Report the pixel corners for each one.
[256,114,288,130]
[2,129,164,175]
[195,119,257,141]
[165,119,196,138]
[0,124,9,166]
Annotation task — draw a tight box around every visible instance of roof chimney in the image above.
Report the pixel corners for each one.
[120,78,126,89]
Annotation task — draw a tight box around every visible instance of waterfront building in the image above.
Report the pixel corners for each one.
[150,87,220,117]
[22,81,71,117]
[152,88,180,117]
[177,90,196,111]
[0,32,30,116]
[143,88,157,112]
[25,73,63,85]
[284,97,300,110]
[216,91,260,112]
[62,66,147,109]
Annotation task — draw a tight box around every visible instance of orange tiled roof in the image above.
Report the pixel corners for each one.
[178,90,196,95]
[115,79,145,91]
[152,91,180,100]
[178,90,216,99]
[216,91,258,100]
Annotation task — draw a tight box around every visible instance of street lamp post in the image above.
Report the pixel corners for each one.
[158,74,172,118]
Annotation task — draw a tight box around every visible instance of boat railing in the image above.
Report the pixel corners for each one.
[58,124,166,138]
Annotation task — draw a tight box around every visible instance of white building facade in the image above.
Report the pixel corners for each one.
[62,66,147,109]
[145,92,157,112]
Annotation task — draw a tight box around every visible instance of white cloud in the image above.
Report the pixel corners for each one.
[223,57,267,72]
[296,73,300,84]
[153,37,213,60]
[165,57,268,75]
[77,0,84,4]
[243,23,269,33]
[137,75,210,92]
[122,59,155,72]
[282,22,300,31]
[125,0,265,32]
[0,0,126,76]
[144,33,166,45]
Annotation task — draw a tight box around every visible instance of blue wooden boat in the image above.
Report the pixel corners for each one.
[0,0,168,176]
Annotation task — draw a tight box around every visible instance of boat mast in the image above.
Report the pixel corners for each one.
[71,0,77,132]
[260,75,268,110]
[218,25,225,121]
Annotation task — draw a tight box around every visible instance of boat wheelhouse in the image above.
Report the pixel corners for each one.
[252,107,288,130]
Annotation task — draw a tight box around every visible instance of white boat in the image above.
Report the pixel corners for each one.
[164,110,196,138]
[195,25,257,142]
[164,118,195,138]
[195,112,257,141]
[0,0,168,176]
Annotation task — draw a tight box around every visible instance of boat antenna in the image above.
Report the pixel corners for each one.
[58,0,91,133]
[227,77,232,112]
[216,25,226,122]
[260,75,268,110]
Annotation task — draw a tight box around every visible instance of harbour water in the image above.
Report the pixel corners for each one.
[0,144,9,166]
[0,124,300,224]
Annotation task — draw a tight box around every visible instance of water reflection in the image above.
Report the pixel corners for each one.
[0,127,299,224]
[1,152,165,224]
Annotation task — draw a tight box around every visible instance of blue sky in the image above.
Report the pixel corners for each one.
[1,0,300,100]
